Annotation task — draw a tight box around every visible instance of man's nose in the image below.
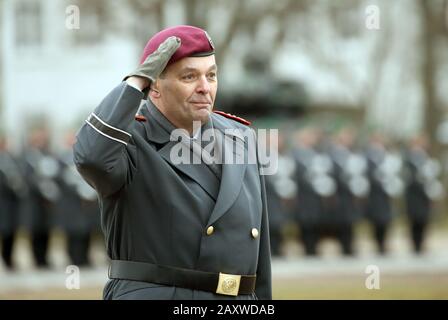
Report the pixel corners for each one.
[195,76,211,94]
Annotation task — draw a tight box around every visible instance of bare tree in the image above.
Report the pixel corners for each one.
[419,0,447,156]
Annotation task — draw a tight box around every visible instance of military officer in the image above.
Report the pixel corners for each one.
[73,25,271,300]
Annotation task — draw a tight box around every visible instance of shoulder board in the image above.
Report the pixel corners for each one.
[135,115,147,122]
[213,110,251,126]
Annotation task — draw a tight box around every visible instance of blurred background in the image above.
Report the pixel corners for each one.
[1,0,448,299]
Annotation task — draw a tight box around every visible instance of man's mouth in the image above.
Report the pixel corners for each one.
[190,101,211,109]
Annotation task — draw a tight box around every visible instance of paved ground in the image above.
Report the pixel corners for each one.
[1,224,447,299]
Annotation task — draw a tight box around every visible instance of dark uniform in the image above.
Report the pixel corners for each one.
[264,134,296,258]
[365,145,391,254]
[0,146,26,269]
[22,142,60,267]
[55,147,100,266]
[327,143,369,256]
[364,144,402,254]
[264,175,284,257]
[403,146,439,254]
[292,146,326,256]
[73,82,272,299]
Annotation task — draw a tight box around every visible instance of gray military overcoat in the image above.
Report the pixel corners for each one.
[73,82,272,300]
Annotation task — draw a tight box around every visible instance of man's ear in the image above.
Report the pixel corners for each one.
[149,80,161,99]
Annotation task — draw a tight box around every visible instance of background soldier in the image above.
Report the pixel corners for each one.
[292,127,333,256]
[364,132,403,255]
[264,175,286,257]
[55,131,100,267]
[326,127,369,256]
[265,132,295,257]
[403,134,443,254]
[22,128,60,268]
[0,135,26,270]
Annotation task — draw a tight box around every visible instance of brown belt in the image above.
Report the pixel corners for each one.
[109,260,257,296]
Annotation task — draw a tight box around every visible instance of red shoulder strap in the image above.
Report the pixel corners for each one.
[213,110,251,126]
[135,115,147,122]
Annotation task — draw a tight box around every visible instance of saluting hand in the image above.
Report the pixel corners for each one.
[125,36,181,91]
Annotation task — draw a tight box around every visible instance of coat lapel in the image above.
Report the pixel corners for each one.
[206,114,248,226]
[140,103,249,213]
[141,102,220,200]
[158,140,220,200]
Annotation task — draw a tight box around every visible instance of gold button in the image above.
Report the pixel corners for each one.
[251,228,259,239]
[206,226,214,236]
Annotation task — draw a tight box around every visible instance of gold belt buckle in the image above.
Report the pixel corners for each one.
[216,273,241,296]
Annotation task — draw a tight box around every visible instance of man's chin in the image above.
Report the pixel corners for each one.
[194,109,212,123]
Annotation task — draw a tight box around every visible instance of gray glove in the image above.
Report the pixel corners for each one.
[124,36,181,86]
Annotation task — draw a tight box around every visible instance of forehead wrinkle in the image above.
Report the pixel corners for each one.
[178,64,218,73]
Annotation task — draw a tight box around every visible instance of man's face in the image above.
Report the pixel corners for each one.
[153,55,218,132]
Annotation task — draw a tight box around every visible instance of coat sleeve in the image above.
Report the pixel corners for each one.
[253,129,273,300]
[73,82,143,197]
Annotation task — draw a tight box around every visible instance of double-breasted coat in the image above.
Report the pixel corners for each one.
[73,82,272,300]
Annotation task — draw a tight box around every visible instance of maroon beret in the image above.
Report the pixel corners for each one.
[139,25,215,66]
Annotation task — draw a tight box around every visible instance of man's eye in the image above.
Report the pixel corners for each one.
[182,74,195,80]
[208,73,217,80]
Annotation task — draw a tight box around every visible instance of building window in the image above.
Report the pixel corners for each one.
[15,0,42,47]
[70,0,106,45]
